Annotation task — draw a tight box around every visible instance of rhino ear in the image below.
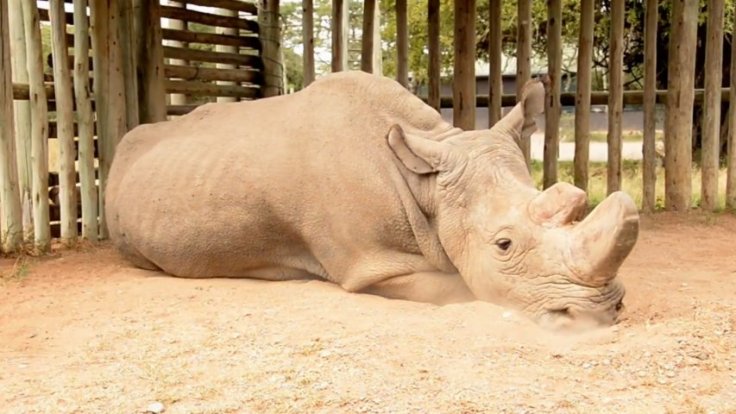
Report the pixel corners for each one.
[387,124,450,174]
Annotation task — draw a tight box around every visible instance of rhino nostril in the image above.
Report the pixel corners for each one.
[615,300,624,312]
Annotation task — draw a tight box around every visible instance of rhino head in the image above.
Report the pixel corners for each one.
[388,79,638,330]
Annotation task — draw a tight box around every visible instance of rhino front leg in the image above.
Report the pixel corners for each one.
[358,272,476,305]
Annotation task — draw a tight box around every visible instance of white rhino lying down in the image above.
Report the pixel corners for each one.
[106,71,638,330]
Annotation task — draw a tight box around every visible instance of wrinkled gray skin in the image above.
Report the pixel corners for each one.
[106,71,638,330]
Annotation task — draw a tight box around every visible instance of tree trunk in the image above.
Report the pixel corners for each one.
[573,0,594,192]
[607,0,624,194]
[543,0,561,189]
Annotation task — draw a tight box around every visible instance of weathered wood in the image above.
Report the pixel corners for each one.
[453,0,475,130]
[214,8,238,103]
[166,80,260,98]
[371,0,381,74]
[163,45,263,68]
[91,0,110,238]
[727,3,736,210]
[162,28,261,50]
[544,0,562,189]
[302,0,315,84]
[21,0,50,251]
[573,0,594,192]
[0,0,22,252]
[37,8,74,25]
[73,0,98,240]
[331,0,347,72]
[8,0,32,241]
[50,0,79,242]
[642,0,658,212]
[701,0,725,211]
[260,0,282,96]
[160,5,259,34]
[516,0,532,163]
[163,1,188,106]
[136,0,168,123]
[488,0,502,126]
[361,0,375,73]
[164,65,262,84]
[396,0,408,87]
[665,0,698,211]
[607,0,624,194]
[427,0,440,111]
[185,0,258,14]
[119,0,139,130]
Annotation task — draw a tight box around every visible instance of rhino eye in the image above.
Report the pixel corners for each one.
[495,238,512,252]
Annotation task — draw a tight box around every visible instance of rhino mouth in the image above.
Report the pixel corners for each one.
[538,290,625,331]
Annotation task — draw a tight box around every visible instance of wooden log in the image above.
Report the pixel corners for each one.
[331,0,347,72]
[91,0,110,238]
[516,0,532,164]
[8,0,32,241]
[428,0,440,111]
[361,0,375,73]
[163,1,188,106]
[607,0,624,194]
[701,0,725,211]
[73,0,98,240]
[396,0,408,87]
[163,46,264,68]
[119,0,139,130]
[183,0,258,15]
[49,169,99,187]
[159,5,259,34]
[259,0,282,96]
[371,0,382,74]
[302,0,315,85]
[165,80,260,98]
[642,0,658,212]
[162,28,261,50]
[21,0,50,251]
[214,8,239,103]
[167,104,200,116]
[0,0,23,252]
[453,0,475,130]
[543,0,562,189]
[49,0,78,242]
[136,0,168,123]
[37,8,74,25]
[727,3,736,210]
[488,0,502,127]
[665,0,698,211]
[164,65,262,84]
[573,0,594,192]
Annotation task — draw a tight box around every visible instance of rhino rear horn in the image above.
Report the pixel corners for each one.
[489,77,547,148]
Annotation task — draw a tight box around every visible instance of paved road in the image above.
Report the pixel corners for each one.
[530,133,646,162]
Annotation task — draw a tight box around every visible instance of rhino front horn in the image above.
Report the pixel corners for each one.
[567,191,639,286]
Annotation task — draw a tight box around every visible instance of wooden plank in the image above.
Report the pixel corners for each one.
[8,0,32,241]
[183,0,258,15]
[49,0,78,242]
[607,0,624,194]
[573,0,594,192]
[665,0,698,211]
[0,0,22,252]
[453,0,475,130]
[302,0,315,84]
[701,0,725,211]
[370,0,381,74]
[164,65,262,84]
[259,0,282,96]
[119,0,139,130]
[21,0,51,251]
[642,0,658,212]
[91,0,110,238]
[162,28,261,50]
[727,2,736,210]
[361,0,375,73]
[74,0,98,239]
[136,1,168,123]
[427,0,440,111]
[163,1,188,107]
[215,8,239,103]
[165,80,260,98]
[488,0,502,126]
[516,0,532,163]
[331,0,347,72]
[543,0,562,189]
[159,5,259,34]
[396,0,408,87]
[167,104,200,116]
[163,46,263,68]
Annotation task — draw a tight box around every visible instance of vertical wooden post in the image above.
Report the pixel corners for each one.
[331,0,347,72]
[701,0,725,211]
[134,0,167,123]
[543,0,561,189]
[516,0,532,163]
[396,0,408,87]
[21,0,50,251]
[642,0,658,212]
[8,0,31,241]
[361,0,375,73]
[371,0,382,74]
[453,0,476,130]
[607,0,624,194]
[727,5,736,210]
[488,0,502,127]
[427,0,440,111]
[74,0,99,241]
[216,8,238,102]
[0,0,22,253]
[164,0,187,105]
[119,0,139,128]
[303,0,315,85]
[49,0,78,242]
[261,0,283,96]
[665,0,698,211]
[573,0,594,192]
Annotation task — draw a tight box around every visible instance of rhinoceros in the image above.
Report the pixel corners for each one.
[106,71,638,330]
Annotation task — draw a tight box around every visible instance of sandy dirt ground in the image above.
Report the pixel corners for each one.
[1,213,735,414]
